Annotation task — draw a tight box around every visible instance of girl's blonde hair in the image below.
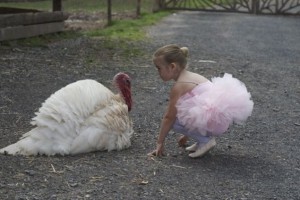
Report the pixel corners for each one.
[153,44,189,69]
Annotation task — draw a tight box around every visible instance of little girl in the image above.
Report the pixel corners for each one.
[148,44,254,158]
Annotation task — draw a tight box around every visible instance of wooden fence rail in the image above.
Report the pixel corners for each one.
[0,0,67,41]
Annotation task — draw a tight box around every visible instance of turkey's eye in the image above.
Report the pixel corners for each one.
[125,79,130,86]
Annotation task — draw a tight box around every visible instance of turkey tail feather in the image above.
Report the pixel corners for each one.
[0,127,72,156]
[0,143,21,155]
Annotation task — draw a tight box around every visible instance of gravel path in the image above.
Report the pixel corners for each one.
[0,11,299,199]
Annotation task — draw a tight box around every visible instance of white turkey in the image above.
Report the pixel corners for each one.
[0,72,134,156]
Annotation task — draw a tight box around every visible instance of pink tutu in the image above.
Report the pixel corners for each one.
[176,73,254,136]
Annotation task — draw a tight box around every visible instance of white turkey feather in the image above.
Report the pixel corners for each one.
[0,78,134,156]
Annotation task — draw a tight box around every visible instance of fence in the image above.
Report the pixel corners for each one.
[155,0,300,15]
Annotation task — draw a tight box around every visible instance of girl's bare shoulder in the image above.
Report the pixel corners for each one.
[188,71,209,83]
[173,71,208,96]
[177,71,208,85]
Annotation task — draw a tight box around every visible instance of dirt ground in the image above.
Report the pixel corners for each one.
[0,11,300,200]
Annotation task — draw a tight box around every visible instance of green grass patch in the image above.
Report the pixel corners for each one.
[82,11,173,60]
[0,31,82,47]
[86,11,172,40]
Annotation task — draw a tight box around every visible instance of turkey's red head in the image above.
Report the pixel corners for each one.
[113,72,132,112]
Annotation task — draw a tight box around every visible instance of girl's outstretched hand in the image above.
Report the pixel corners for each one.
[147,143,165,157]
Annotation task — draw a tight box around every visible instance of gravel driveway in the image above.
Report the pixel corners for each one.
[0,11,299,199]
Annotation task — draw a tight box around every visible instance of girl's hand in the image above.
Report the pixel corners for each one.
[147,143,165,157]
[177,135,188,147]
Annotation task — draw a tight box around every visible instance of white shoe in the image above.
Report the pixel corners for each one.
[185,143,198,152]
[188,138,216,158]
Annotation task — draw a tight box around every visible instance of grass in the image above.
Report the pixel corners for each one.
[0,30,82,47]
[86,11,172,40]
[82,11,172,60]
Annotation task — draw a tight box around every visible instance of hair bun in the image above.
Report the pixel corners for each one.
[180,47,189,57]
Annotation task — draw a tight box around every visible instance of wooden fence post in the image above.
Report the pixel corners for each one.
[251,0,260,14]
[52,0,62,11]
[136,0,141,17]
[152,0,162,12]
[107,0,112,25]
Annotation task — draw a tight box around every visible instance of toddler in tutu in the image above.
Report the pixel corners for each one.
[148,44,253,158]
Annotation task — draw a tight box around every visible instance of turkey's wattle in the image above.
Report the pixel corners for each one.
[113,72,132,112]
[0,73,134,156]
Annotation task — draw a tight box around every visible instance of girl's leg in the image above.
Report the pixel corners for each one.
[173,119,216,158]
[173,119,211,144]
